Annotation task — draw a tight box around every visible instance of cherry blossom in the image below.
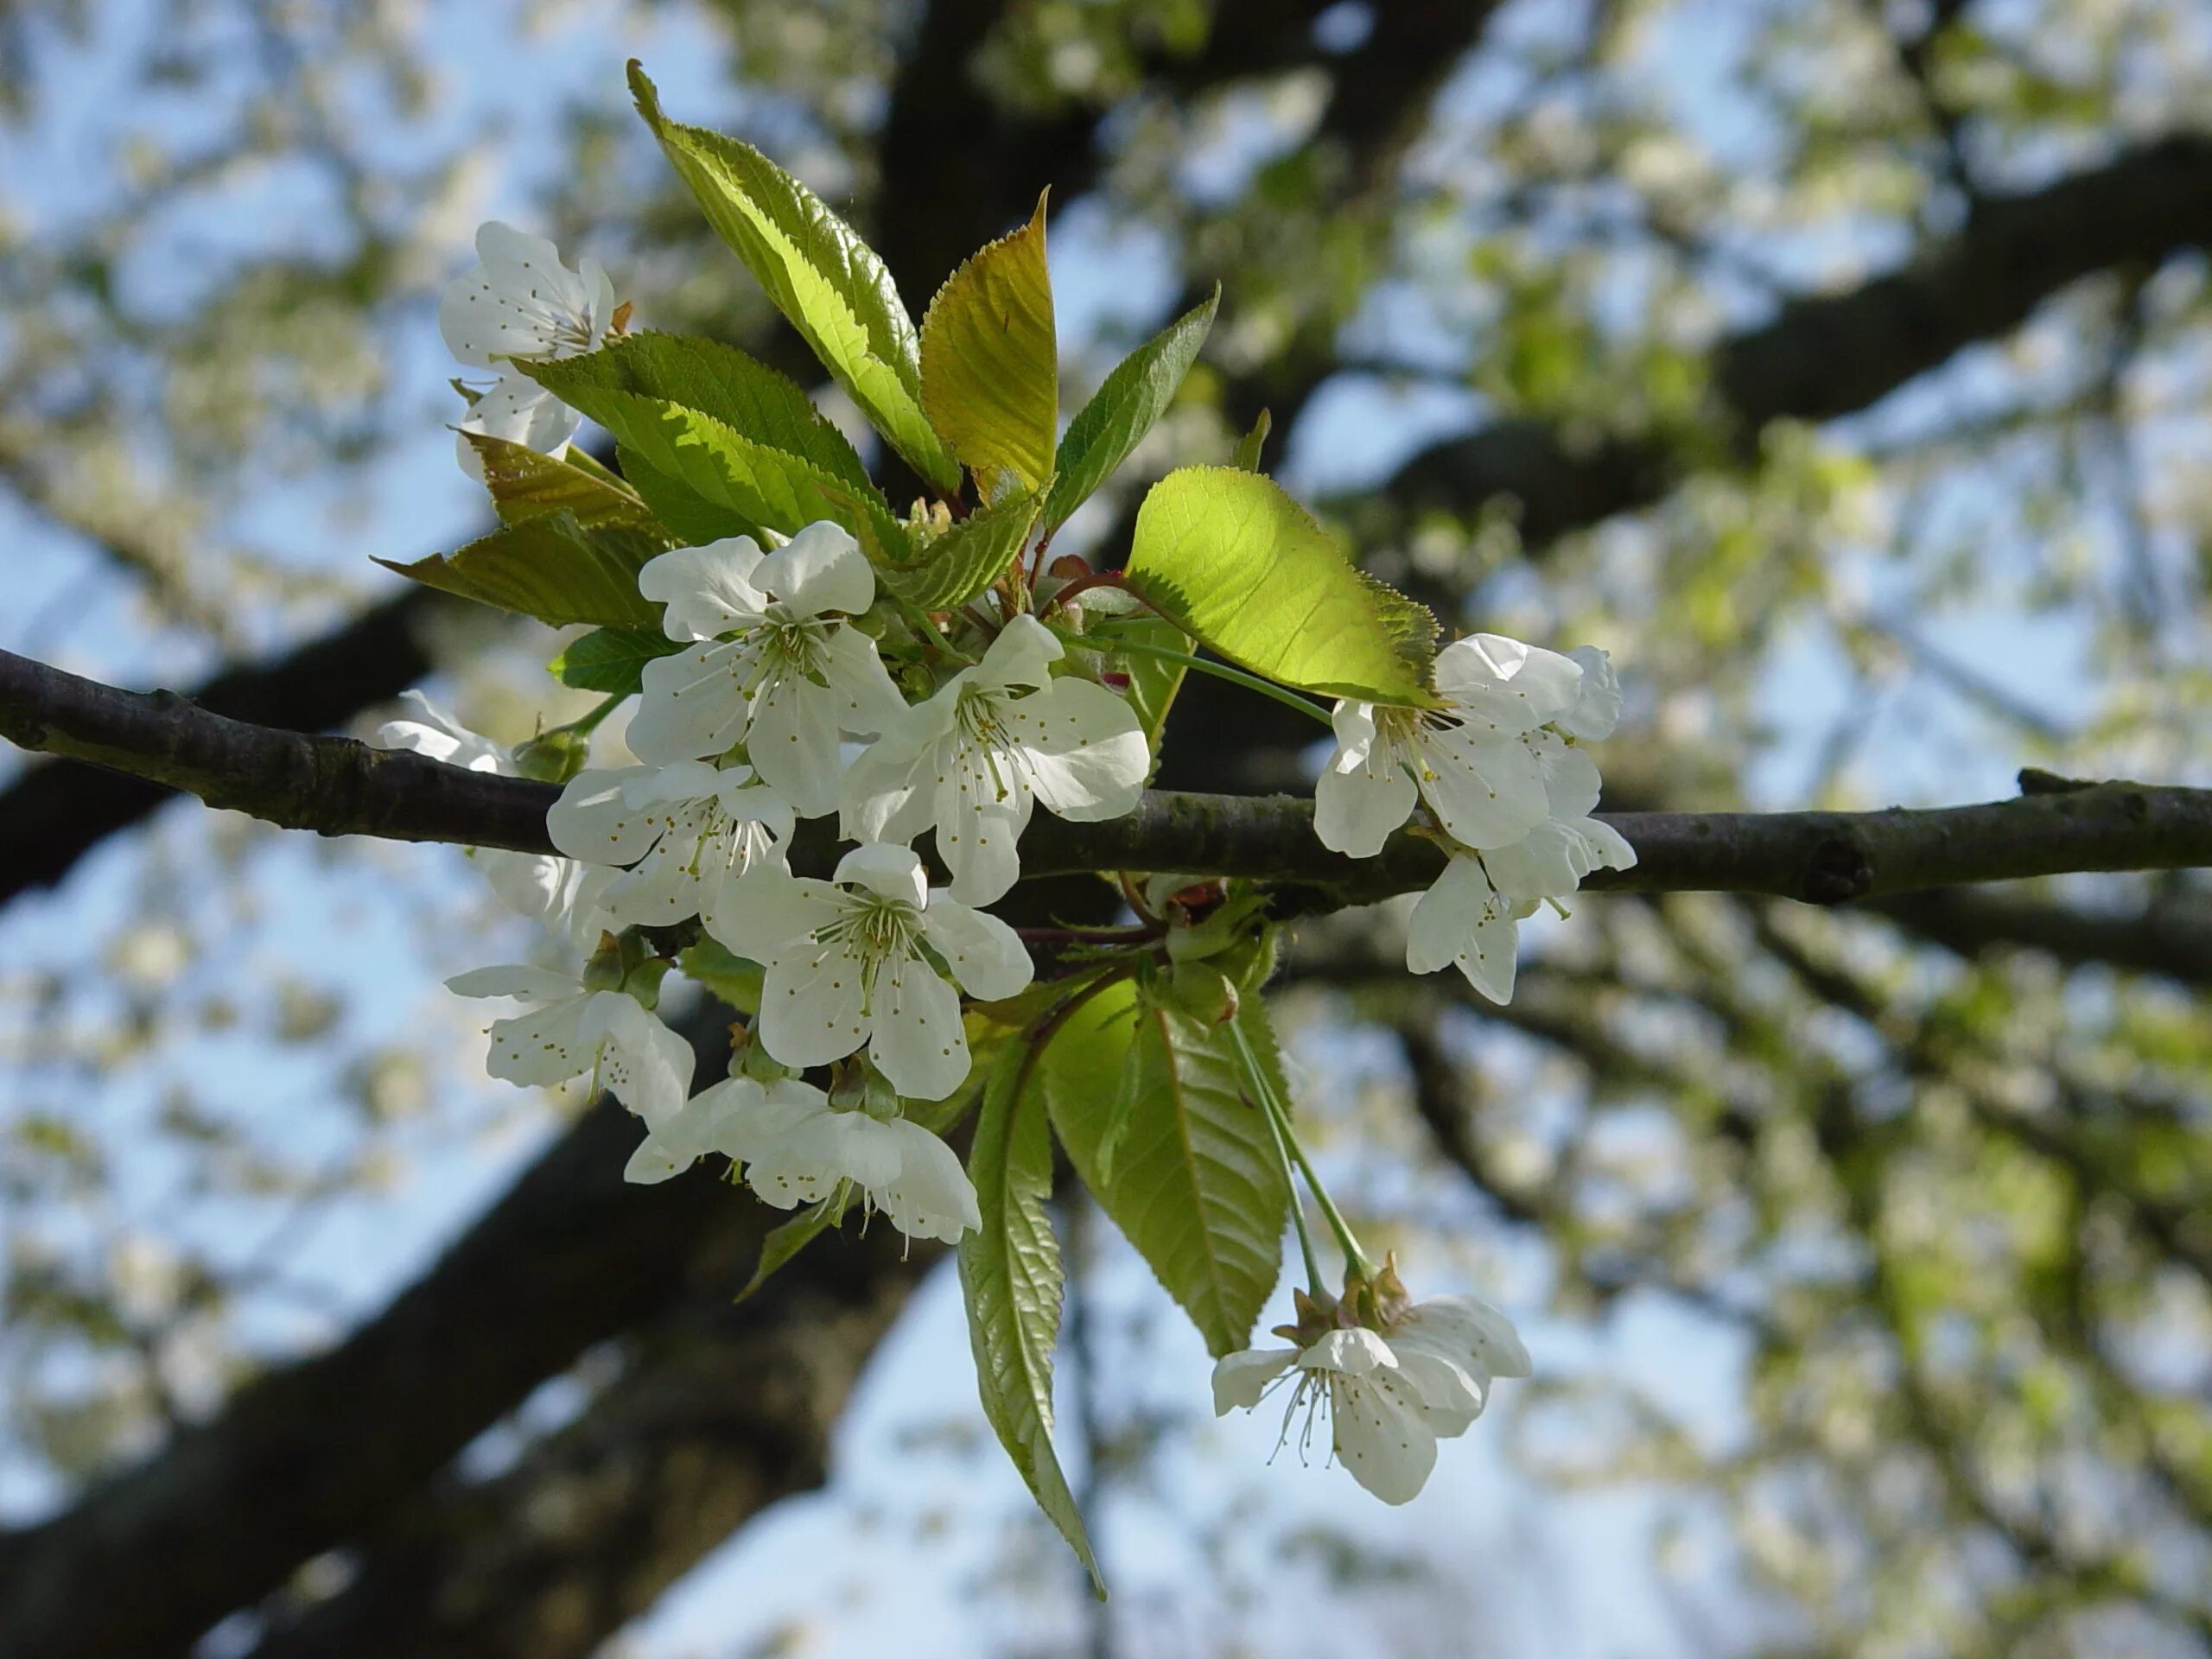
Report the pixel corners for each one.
[707,843,1032,1100]
[446,965,692,1126]
[840,613,1148,904]
[1211,1292,1529,1505]
[1314,633,1584,857]
[372,692,608,936]
[626,1074,979,1243]
[438,221,617,468]
[549,760,791,925]
[627,524,906,817]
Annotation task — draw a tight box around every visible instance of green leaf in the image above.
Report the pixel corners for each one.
[677,939,762,1015]
[1230,406,1272,474]
[629,62,958,491]
[921,194,1056,496]
[880,487,1038,611]
[959,1041,1103,1595]
[461,433,664,532]
[582,394,909,563]
[1043,978,1288,1358]
[1125,466,1438,704]
[737,1196,842,1303]
[377,512,663,629]
[1042,288,1217,535]
[518,331,872,493]
[549,626,683,694]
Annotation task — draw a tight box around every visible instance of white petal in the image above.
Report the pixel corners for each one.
[1007,677,1149,823]
[759,521,872,617]
[622,759,726,808]
[1401,1294,1532,1380]
[933,737,1030,906]
[726,1082,849,1210]
[873,1118,981,1243]
[817,622,911,736]
[1529,729,1602,820]
[1211,1346,1299,1414]
[373,692,506,772]
[1432,633,1582,730]
[867,951,969,1101]
[548,766,672,865]
[482,995,596,1086]
[1313,720,1417,857]
[478,849,582,926]
[838,716,944,846]
[1384,1330,1488,1437]
[834,842,928,906]
[628,642,753,763]
[1479,823,1588,903]
[626,1076,756,1183]
[756,939,871,1070]
[1414,721,1550,849]
[921,897,1034,1001]
[639,540,772,642]
[457,375,579,460]
[746,672,845,817]
[1330,1374,1439,1505]
[975,613,1063,692]
[584,993,696,1127]
[1407,854,1520,1002]
[1300,1326,1399,1379]
[1557,645,1622,741]
[446,964,580,1003]
[1573,815,1637,874]
[705,871,841,965]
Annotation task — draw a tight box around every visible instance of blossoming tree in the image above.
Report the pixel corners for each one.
[3,41,2212,1637]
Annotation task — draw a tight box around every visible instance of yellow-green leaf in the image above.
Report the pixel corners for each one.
[1043,978,1288,1357]
[548,626,683,694]
[921,194,1057,495]
[629,63,958,490]
[461,433,664,532]
[1125,466,1438,704]
[377,512,663,630]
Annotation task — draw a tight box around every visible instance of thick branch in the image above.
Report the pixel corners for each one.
[7,648,2211,906]
[0,1007,766,1659]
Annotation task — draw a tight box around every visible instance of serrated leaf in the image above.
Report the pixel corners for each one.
[1125,466,1438,704]
[549,626,683,693]
[462,433,664,532]
[615,444,761,546]
[737,1196,842,1303]
[1043,979,1287,1358]
[959,1041,1102,1596]
[1042,288,1217,535]
[582,393,909,562]
[880,487,1038,610]
[518,331,872,493]
[921,194,1056,494]
[629,63,958,490]
[378,512,663,629]
[1230,407,1271,474]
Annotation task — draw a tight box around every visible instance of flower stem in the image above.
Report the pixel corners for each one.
[1226,1016,1375,1285]
[545,692,625,738]
[1255,1061,1326,1293]
[1045,623,1335,731]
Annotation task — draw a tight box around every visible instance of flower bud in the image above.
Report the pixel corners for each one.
[512,728,591,783]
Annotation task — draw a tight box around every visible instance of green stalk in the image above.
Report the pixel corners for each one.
[1046,623,1335,731]
[1226,1016,1375,1283]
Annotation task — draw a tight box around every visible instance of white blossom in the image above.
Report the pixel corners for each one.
[373,692,610,937]
[708,843,1032,1101]
[446,966,692,1126]
[1212,1294,1529,1505]
[439,221,617,470]
[549,760,791,925]
[626,1074,979,1243]
[627,524,906,817]
[1405,850,1529,1004]
[1314,633,1584,858]
[840,613,1148,904]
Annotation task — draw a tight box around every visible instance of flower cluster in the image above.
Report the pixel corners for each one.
[424,231,1153,1244]
[409,215,1625,1516]
[1315,633,1635,1002]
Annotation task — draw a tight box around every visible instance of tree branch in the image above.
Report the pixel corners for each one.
[6,647,2211,906]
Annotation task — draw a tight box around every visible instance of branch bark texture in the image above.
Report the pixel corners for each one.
[5,647,2210,907]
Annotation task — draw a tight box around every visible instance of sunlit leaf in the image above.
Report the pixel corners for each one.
[921,194,1057,496]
